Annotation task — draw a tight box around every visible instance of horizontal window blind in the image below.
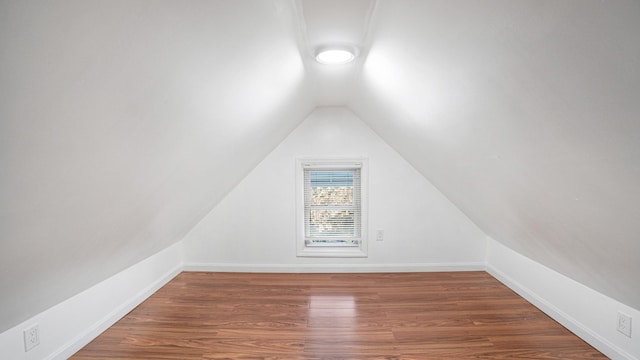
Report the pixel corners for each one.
[303,166,361,247]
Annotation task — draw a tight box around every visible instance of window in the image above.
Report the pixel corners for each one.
[296,158,368,257]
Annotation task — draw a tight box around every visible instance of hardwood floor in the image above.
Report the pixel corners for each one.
[71,272,606,359]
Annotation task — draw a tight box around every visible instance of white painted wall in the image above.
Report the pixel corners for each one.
[486,238,639,360]
[0,242,183,360]
[183,107,486,270]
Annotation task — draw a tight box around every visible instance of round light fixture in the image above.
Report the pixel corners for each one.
[315,46,357,65]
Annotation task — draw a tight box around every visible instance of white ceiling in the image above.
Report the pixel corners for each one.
[351,0,640,312]
[295,0,376,105]
[1,0,639,333]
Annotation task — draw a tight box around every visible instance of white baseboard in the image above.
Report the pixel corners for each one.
[183,262,485,273]
[485,238,639,360]
[4,239,637,360]
[49,264,182,360]
[0,242,184,360]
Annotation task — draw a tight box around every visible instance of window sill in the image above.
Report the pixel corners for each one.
[297,246,368,258]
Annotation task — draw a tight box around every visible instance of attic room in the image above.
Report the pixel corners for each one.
[1,0,639,359]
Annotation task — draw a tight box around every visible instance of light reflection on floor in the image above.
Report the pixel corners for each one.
[308,294,357,330]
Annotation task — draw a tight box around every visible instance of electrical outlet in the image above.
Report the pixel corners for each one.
[23,324,40,351]
[376,229,384,241]
[617,312,632,338]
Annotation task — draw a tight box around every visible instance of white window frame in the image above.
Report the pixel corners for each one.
[296,158,368,258]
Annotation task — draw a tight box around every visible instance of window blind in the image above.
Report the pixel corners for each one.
[303,165,361,247]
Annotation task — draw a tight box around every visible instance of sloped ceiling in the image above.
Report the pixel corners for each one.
[0,0,313,332]
[350,0,640,309]
[1,0,639,334]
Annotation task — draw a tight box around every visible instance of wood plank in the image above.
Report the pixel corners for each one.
[71,272,606,359]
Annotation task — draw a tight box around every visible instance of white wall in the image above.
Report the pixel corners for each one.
[183,107,487,270]
[486,238,639,360]
[0,242,183,360]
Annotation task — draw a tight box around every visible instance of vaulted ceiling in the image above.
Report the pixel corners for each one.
[1,0,639,333]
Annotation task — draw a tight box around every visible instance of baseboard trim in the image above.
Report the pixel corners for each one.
[48,264,183,360]
[486,264,636,360]
[35,257,634,359]
[183,262,485,273]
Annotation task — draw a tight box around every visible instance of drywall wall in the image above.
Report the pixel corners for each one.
[183,107,486,269]
[486,238,639,360]
[0,242,182,360]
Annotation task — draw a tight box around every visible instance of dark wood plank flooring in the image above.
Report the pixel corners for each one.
[71,272,606,359]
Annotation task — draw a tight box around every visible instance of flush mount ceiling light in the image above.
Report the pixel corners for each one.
[315,46,357,65]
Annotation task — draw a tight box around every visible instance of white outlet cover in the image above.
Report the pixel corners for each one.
[617,312,632,338]
[23,324,40,352]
